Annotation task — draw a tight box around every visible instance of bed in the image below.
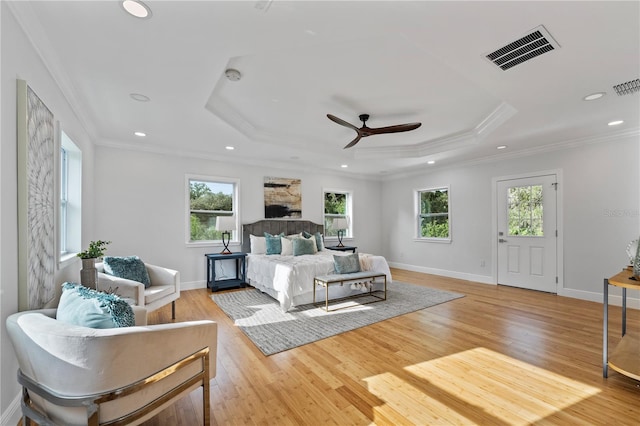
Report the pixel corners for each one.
[242,220,392,311]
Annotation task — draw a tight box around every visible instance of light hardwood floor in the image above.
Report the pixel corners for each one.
[140,268,639,425]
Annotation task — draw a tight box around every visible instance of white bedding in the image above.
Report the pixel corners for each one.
[246,249,392,311]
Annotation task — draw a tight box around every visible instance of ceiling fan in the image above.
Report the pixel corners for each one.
[327,113,422,149]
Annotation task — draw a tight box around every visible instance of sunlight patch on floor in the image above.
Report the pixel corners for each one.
[364,347,601,425]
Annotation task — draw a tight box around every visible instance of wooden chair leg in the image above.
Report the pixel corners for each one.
[172,301,176,319]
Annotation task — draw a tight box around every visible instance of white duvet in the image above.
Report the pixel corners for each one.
[246,249,392,312]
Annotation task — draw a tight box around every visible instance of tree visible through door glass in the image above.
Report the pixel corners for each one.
[508,185,543,236]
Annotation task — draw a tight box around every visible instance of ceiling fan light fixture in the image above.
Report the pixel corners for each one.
[121,0,152,19]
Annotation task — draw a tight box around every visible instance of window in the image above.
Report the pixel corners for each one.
[508,185,543,236]
[187,176,239,244]
[59,131,82,266]
[416,186,450,240]
[323,190,352,238]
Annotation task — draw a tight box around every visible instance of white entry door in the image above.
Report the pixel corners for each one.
[497,174,557,293]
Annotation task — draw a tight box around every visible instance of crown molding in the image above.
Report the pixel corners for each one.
[7,1,98,140]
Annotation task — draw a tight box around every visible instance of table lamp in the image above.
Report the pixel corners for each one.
[216,216,236,254]
[330,217,349,247]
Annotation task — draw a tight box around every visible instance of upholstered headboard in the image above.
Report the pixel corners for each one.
[242,220,324,253]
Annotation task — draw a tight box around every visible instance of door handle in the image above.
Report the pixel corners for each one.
[498,238,508,243]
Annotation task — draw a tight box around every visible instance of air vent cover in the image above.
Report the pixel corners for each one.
[613,79,640,96]
[485,25,560,71]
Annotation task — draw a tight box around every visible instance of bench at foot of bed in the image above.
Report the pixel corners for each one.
[313,271,387,312]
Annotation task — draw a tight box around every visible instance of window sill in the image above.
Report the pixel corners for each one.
[413,238,452,244]
[58,252,79,270]
[186,241,239,248]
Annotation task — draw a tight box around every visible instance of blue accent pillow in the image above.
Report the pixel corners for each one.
[334,253,361,274]
[264,232,284,255]
[293,237,317,256]
[103,256,151,288]
[302,231,325,251]
[56,282,134,328]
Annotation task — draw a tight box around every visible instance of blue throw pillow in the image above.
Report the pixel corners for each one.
[302,231,324,251]
[293,237,317,256]
[103,256,151,288]
[56,282,134,328]
[264,232,284,255]
[334,253,361,274]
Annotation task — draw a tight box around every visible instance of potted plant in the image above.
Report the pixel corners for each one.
[77,240,111,288]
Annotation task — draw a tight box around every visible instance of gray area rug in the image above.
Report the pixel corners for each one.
[211,281,464,355]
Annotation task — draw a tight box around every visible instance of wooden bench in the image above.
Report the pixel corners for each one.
[313,271,387,312]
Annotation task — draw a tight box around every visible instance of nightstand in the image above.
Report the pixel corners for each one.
[326,245,357,253]
[205,252,247,291]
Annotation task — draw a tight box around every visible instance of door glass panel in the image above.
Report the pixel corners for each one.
[508,185,543,236]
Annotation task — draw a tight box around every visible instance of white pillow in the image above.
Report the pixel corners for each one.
[280,237,293,256]
[250,235,266,254]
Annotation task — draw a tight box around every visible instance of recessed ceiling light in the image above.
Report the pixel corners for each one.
[121,0,152,19]
[130,93,150,102]
[608,120,624,126]
[583,92,606,101]
[134,131,146,137]
[341,164,348,168]
[225,146,235,150]
[497,145,508,150]
[225,69,242,81]
[427,160,435,165]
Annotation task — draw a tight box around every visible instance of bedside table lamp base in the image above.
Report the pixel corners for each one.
[220,231,232,255]
[337,230,345,247]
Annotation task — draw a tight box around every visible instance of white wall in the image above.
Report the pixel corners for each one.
[382,136,640,302]
[93,146,383,288]
[1,4,96,422]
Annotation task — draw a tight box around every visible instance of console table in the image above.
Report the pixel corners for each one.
[603,267,639,380]
[205,252,247,292]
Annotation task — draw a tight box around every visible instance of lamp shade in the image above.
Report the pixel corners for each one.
[330,217,349,231]
[215,216,236,232]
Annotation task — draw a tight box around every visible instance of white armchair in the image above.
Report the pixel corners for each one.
[6,308,217,426]
[96,262,180,319]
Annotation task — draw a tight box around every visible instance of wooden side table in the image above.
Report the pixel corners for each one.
[205,252,247,292]
[603,267,639,380]
[326,245,357,253]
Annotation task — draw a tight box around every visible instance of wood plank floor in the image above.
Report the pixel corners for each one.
[141,268,639,425]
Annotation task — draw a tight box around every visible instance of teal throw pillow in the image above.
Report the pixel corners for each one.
[264,232,284,255]
[302,231,325,251]
[334,253,361,274]
[56,282,134,328]
[293,237,317,256]
[103,256,151,288]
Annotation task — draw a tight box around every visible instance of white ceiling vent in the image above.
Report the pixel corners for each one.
[485,25,560,71]
[613,78,640,96]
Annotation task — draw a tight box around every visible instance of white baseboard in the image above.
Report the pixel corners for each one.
[388,261,495,285]
[181,280,207,291]
[389,262,640,309]
[1,392,21,426]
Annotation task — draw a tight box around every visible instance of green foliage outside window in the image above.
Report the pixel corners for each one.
[419,189,449,238]
[190,181,233,241]
[508,185,543,236]
[324,192,348,237]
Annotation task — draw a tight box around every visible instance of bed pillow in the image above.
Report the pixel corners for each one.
[293,237,317,256]
[302,231,324,251]
[103,256,151,288]
[250,235,267,254]
[56,282,134,328]
[280,236,293,256]
[264,232,284,255]
[334,253,361,274]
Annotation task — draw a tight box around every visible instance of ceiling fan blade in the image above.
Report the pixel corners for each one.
[343,134,362,149]
[327,114,359,132]
[369,122,422,134]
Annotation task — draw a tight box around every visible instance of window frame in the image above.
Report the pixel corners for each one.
[414,185,451,243]
[185,174,240,247]
[322,188,353,241]
[57,128,82,268]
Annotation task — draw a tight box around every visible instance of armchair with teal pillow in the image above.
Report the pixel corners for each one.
[97,258,180,319]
